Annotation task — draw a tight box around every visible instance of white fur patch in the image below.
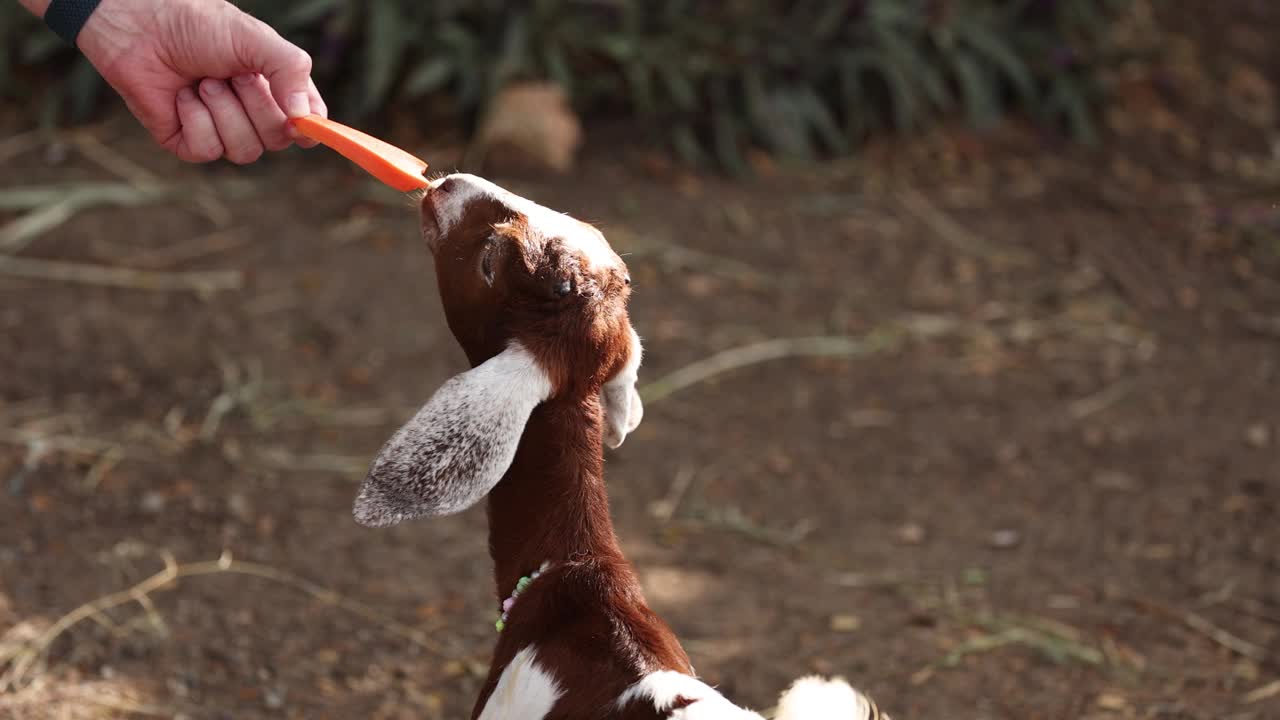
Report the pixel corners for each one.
[477,645,564,720]
[429,173,619,269]
[601,327,644,449]
[616,672,765,719]
[774,676,876,720]
[353,341,553,527]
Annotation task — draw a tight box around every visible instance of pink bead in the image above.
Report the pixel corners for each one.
[502,597,515,612]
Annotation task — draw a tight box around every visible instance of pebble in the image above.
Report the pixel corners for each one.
[1246,423,1271,448]
[1092,470,1137,491]
[264,687,286,710]
[227,493,252,522]
[894,522,926,545]
[141,491,166,513]
[989,529,1022,549]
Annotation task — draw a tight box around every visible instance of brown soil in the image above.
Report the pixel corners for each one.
[2,3,1279,719]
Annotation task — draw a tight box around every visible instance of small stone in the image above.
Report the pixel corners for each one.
[1092,470,1137,491]
[829,614,861,633]
[988,529,1022,549]
[1246,423,1271,448]
[264,688,285,710]
[894,522,926,545]
[141,492,166,513]
[1095,692,1128,711]
[227,493,252,522]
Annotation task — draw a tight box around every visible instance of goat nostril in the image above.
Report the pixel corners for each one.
[554,279,573,297]
[624,275,631,285]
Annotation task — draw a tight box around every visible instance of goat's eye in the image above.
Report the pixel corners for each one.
[480,253,495,287]
[554,278,573,297]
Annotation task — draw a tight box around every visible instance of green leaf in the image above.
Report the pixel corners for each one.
[1048,74,1098,145]
[542,45,574,97]
[21,33,64,64]
[796,87,849,154]
[625,61,654,115]
[276,0,343,31]
[712,110,748,176]
[656,63,698,112]
[402,58,454,98]
[65,55,104,123]
[952,51,1001,130]
[360,1,409,115]
[958,20,1037,108]
[670,123,708,167]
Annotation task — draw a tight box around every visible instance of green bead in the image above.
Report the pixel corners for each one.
[495,619,505,632]
[516,577,531,591]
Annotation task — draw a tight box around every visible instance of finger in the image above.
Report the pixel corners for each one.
[199,78,264,165]
[290,77,329,148]
[230,12,313,119]
[172,87,224,163]
[231,73,292,151]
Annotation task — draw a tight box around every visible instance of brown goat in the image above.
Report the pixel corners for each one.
[352,174,887,719]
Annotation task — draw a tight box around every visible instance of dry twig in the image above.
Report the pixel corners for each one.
[119,226,252,268]
[896,187,1033,265]
[0,184,173,254]
[70,131,234,226]
[0,255,242,292]
[1125,596,1269,663]
[0,550,453,691]
[640,336,881,405]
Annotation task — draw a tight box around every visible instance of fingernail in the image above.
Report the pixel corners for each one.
[286,92,309,118]
[201,80,223,96]
[177,87,196,103]
[233,74,255,87]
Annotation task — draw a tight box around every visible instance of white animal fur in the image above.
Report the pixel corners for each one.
[774,675,879,719]
[428,173,620,270]
[476,645,564,720]
[601,326,644,449]
[353,341,553,527]
[616,671,765,719]
[617,671,877,720]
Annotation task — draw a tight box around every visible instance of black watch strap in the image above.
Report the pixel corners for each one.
[44,0,104,47]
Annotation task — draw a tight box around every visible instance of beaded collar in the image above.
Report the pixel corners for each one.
[495,561,551,632]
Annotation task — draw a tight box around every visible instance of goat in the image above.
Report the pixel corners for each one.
[351,173,889,719]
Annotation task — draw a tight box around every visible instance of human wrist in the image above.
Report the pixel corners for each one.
[74,0,147,71]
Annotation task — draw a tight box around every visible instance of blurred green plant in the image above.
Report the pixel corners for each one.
[1,0,1126,172]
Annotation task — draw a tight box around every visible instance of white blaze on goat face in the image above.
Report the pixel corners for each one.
[426,173,621,270]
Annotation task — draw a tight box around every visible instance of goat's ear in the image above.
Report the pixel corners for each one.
[352,342,553,527]
[602,328,644,449]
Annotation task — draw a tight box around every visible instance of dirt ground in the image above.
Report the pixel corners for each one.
[2,4,1279,720]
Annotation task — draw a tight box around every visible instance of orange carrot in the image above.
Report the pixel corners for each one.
[290,115,430,192]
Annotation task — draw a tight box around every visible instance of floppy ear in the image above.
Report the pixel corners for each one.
[353,342,553,528]
[602,328,644,450]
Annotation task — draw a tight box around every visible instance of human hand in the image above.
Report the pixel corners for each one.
[69,0,328,163]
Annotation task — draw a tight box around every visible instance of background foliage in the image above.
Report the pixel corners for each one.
[1,0,1126,172]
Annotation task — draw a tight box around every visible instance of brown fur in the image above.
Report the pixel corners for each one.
[418,186,692,719]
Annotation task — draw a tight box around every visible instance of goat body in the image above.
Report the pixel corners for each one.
[352,174,887,719]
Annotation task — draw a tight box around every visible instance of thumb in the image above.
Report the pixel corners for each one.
[230,11,318,119]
